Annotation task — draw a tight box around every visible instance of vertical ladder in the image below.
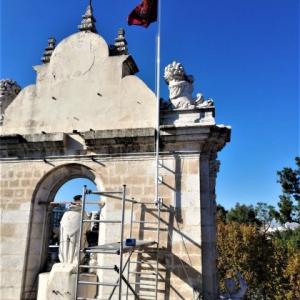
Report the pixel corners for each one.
[125,199,162,300]
[74,185,126,299]
[125,199,135,300]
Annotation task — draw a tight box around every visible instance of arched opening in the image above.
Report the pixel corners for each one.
[47,178,100,272]
[21,163,104,300]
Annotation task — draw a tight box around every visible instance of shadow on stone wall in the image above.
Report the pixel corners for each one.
[135,204,202,299]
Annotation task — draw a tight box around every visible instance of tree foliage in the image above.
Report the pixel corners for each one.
[284,251,300,299]
[255,202,278,231]
[277,157,300,223]
[216,158,300,298]
[217,221,300,299]
[226,203,260,225]
[216,204,227,223]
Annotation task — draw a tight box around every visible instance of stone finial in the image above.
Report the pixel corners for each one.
[78,1,97,33]
[41,37,56,64]
[0,79,21,125]
[114,28,128,55]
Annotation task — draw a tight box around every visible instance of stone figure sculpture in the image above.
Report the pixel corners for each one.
[164,61,213,110]
[220,272,248,300]
[0,79,21,125]
[59,195,83,264]
[38,195,93,300]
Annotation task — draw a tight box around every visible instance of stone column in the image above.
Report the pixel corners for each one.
[200,153,219,299]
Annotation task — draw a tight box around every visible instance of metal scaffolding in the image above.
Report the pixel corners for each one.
[74,185,162,300]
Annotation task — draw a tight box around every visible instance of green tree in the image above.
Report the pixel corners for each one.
[217,221,288,299]
[226,203,260,225]
[271,228,300,299]
[278,195,294,223]
[216,221,300,299]
[255,202,278,231]
[271,227,300,251]
[216,204,227,223]
[217,157,300,299]
[285,251,300,299]
[277,157,300,223]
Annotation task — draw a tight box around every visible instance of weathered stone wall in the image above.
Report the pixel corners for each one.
[1,32,156,135]
[0,14,230,299]
[97,155,203,299]
[1,162,51,299]
[0,154,205,300]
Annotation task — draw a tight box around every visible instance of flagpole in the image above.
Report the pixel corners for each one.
[154,6,161,300]
[155,0,161,206]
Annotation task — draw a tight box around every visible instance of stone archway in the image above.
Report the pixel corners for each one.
[21,163,103,300]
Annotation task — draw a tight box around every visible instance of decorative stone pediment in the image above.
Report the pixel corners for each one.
[1,31,156,135]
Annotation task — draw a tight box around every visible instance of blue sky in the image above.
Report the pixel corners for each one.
[54,178,100,212]
[1,0,299,209]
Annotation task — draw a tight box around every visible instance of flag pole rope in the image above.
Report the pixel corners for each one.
[155,0,161,205]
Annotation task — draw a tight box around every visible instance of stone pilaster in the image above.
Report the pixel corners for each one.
[199,152,221,299]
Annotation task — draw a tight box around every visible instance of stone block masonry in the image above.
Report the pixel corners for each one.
[0,128,229,299]
[0,13,230,299]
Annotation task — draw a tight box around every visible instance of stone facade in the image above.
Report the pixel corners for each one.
[0,127,229,300]
[0,5,230,300]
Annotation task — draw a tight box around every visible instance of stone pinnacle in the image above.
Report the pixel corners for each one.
[78,0,97,33]
[114,28,128,55]
[41,37,56,64]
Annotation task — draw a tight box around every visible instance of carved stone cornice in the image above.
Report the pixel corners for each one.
[160,124,230,153]
[0,133,66,158]
[82,128,155,154]
[0,124,230,159]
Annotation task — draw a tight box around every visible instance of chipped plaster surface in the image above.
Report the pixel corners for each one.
[2,32,156,135]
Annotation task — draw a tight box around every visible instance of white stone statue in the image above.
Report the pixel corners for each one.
[0,79,21,125]
[164,61,214,110]
[220,272,248,300]
[59,195,83,265]
[37,195,92,300]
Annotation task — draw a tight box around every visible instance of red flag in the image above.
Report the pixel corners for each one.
[128,0,158,28]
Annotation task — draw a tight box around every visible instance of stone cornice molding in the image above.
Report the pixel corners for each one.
[0,125,230,159]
